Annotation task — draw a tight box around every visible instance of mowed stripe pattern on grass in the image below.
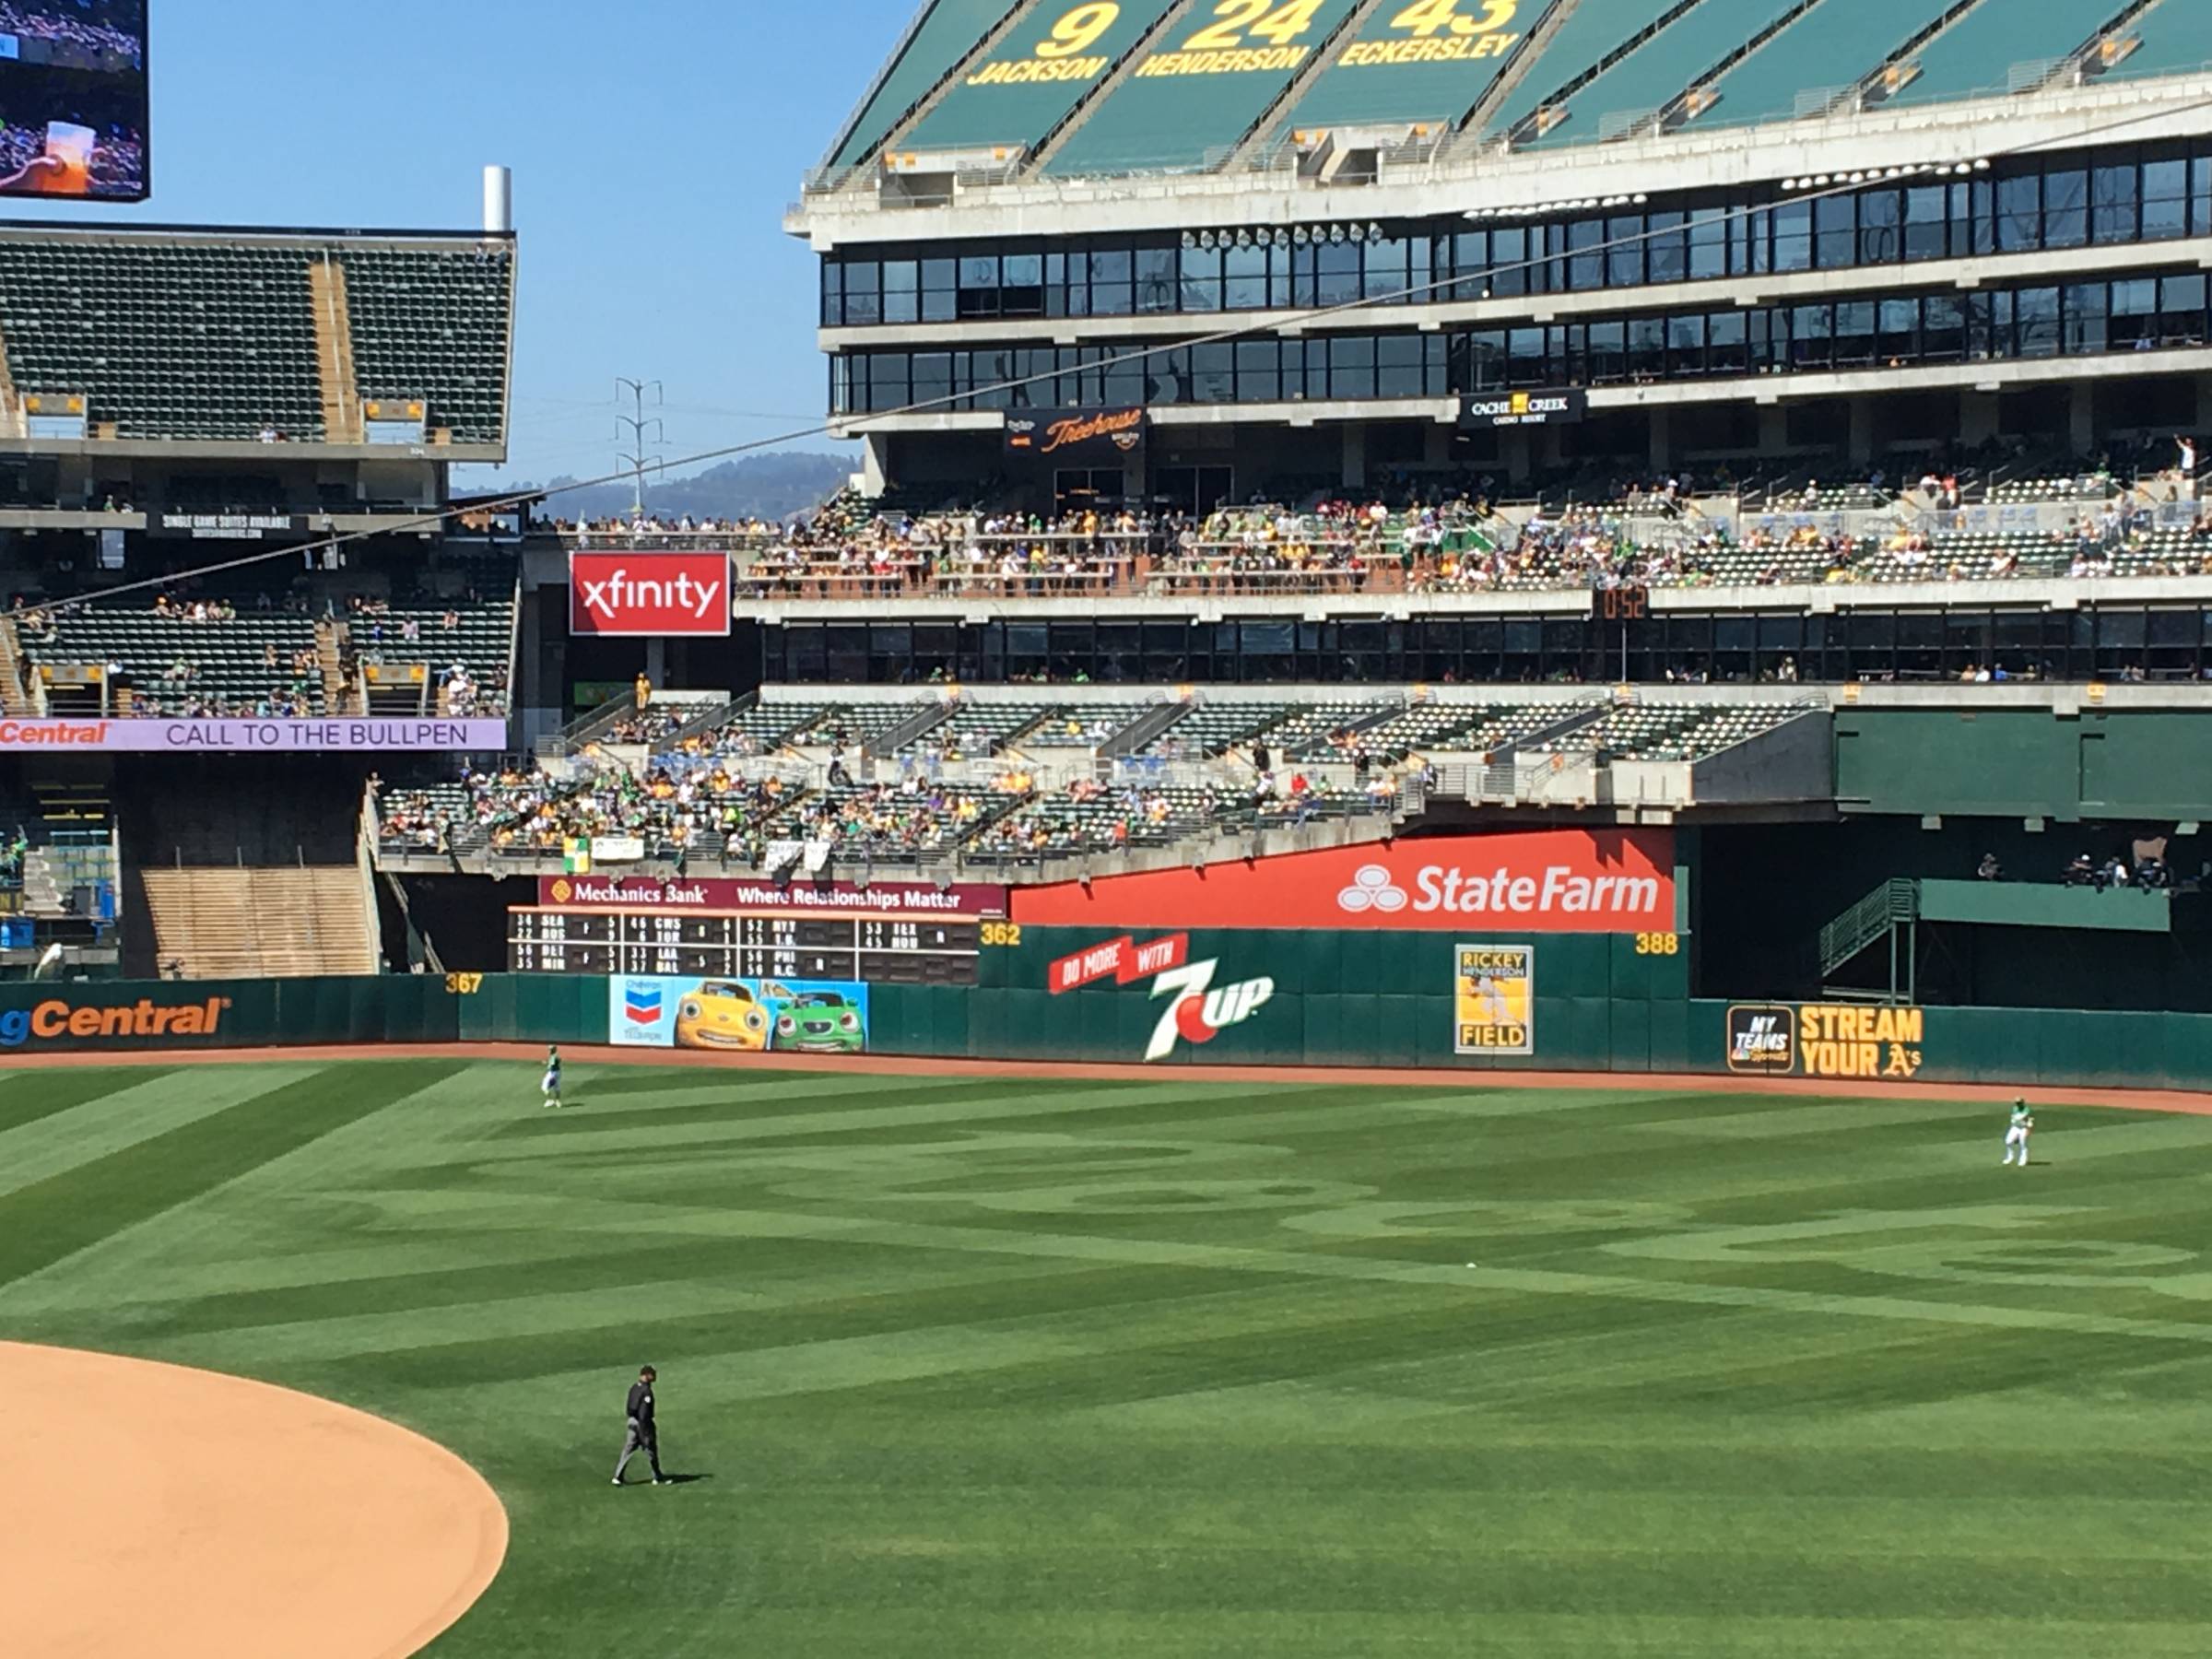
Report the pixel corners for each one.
[4,1060,2212,1655]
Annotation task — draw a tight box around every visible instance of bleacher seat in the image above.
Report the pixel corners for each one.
[0,241,323,441]
[0,229,514,447]
[337,247,514,445]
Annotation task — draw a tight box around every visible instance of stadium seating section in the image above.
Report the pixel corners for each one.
[20,609,326,716]
[381,684,1818,874]
[904,0,1178,155]
[821,0,2212,181]
[0,229,514,445]
[0,241,325,442]
[903,701,1053,757]
[1041,0,1364,176]
[1512,0,1800,147]
[337,248,514,446]
[1891,0,2089,108]
[2118,0,2212,84]
[15,594,514,718]
[1272,0,1530,142]
[836,0,1030,168]
[1699,0,1950,130]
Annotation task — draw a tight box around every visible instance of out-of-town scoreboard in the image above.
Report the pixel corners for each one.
[506,875,1007,985]
[510,910,987,983]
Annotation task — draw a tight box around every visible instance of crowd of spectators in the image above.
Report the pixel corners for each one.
[378,760,801,861]
[2056,848,2191,893]
[1971,842,2203,893]
[0,1,142,59]
[541,464,2212,604]
[788,779,1009,856]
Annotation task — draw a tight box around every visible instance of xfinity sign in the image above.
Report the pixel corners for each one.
[569,550,732,637]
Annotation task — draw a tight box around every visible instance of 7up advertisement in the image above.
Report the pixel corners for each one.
[1045,931,1275,1063]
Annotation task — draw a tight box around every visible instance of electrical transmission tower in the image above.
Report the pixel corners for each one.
[614,377,665,517]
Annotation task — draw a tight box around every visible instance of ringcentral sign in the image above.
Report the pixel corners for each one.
[568,550,732,638]
[0,718,508,752]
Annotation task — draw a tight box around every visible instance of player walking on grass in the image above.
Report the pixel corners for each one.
[541,1044,562,1109]
[612,1365,668,1486]
[2003,1097,2033,1167]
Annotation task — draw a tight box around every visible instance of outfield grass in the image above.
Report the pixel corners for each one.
[6,1059,2212,1654]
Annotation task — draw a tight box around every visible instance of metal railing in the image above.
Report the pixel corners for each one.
[1818,877,1920,980]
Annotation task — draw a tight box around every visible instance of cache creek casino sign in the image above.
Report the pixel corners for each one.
[1013,830,1675,933]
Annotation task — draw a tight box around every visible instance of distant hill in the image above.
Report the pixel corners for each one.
[500,451,854,524]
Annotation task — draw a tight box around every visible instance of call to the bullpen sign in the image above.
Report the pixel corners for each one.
[1728,1003,1924,1080]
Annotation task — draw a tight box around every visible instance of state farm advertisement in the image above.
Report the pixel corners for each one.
[1013,830,1675,934]
[568,550,731,637]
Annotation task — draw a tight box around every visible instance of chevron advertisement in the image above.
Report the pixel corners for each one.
[1013,830,1674,933]
[609,975,870,1054]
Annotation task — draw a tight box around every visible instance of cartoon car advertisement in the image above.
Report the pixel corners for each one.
[608,976,870,1054]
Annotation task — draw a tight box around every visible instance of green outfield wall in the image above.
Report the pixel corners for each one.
[1835,708,2212,820]
[0,924,2205,1092]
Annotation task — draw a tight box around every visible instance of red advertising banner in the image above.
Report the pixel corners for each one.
[1047,932,1189,994]
[1014,830,1675,934]
[539,874,1008,917]
[568,550,732,637]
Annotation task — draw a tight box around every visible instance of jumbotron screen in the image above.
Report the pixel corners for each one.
[0,0,146,201]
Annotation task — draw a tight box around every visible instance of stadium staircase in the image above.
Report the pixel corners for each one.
[0,317,23,441]
[308,255,364,443]
[869,699,958,758]
[1818,877,1921,1002]
[120,769,381,980]
[1227,0,1388,172]
[0,617,33,714]
[313,618,351,713]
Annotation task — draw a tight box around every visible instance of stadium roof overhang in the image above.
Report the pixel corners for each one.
[0,437,505,464]
[790,73,2212,251]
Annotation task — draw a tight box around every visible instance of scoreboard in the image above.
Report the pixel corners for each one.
[509,908,982,985]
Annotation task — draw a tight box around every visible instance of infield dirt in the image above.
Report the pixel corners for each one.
[8,1341,507,1659]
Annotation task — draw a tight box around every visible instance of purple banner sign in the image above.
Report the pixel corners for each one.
[0,717,509,752]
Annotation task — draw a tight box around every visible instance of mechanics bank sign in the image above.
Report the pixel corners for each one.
[0,718,508,752]
[1015,830,1675,933]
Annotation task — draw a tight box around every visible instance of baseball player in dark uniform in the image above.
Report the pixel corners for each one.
[611,1364,668,1486]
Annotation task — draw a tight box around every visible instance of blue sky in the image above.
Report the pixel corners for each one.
[8,0,924,482]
